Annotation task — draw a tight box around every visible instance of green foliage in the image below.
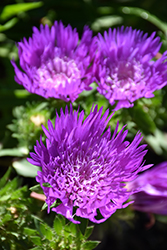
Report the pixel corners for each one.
[145,129,167,155]
[120,7,167,34]
[0,2,42,34]
[0,17,18,32]
[129,103,156,135]
[1,0,167,249]
[0,167,35,249]
[0,168,99,250]
[7,102,51,152]
[91,15,123,32]
[24,214,99,250]
[81,241,100,250]
[12,159,40,178]
[0,2,43,21]
[0,147,27,157]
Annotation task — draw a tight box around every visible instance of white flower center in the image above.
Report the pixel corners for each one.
[35,57,81,88]
[106,60,145,94]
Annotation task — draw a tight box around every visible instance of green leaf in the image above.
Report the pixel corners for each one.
[0,148,24,157]
[81,241,100,250]
[0,167,11,189]
[12,159,40,177]
[40,223,53,240]
[130,104,156,134]
[79,83,97,97]
[11,186,28,200]
[29,184,42,192]
[145,129,167,155]
[34,102,48,112]
[24,227,38,236]
[1,214,12,224]
[68,222,77,236]
[29,247,42,250]
[84,226,94,240]
[41,202,48,211]
[10,231,19,238]
[31,215,43,230]
[14,89,31,98]
[0,2,43,21]
[78,218,88,236]
[39,222,47,236]
[57,214,66,226]
[91,15,123,31]
[0,194,11,201]
[53,215,63,235]
[41,200,58,211]
[156,215,167,224]
[30,236,42,246]
[0,17,18,32]
[45,228,53,241]
[0,177,19,196]
[42,183,52,187]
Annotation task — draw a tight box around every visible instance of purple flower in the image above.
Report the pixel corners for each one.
[95,26,167,110]
[11,21,96,102]
[28,104,150,223]
[128,162,167,215]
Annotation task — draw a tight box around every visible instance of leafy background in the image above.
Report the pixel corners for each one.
[0,0,167,249]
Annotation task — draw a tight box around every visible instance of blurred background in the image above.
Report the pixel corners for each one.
[1,0,167,249]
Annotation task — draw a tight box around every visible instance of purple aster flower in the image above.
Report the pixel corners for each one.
[95,26,167,110]
[128,162,167,215]
[28,104,150,224]
[11,21,96,102]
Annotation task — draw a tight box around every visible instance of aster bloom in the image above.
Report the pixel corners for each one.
[11,21,96,102]
[128,162,167,215]
[28,104,150,224]
[95,26,167,110]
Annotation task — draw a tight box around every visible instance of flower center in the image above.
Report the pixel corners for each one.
[106,60,145,94]
[35,57,81,88]
[54,158,111,208]
[117,61,134,82]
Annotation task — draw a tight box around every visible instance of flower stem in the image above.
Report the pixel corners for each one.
[76,225,81,250]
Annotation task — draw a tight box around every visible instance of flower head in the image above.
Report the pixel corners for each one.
[11,21,96,102]
[128,162,167,215]
[28,104,150,223]
[95,26,167,110]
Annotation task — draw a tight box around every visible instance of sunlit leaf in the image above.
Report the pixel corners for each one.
[14,89,31,98]
[0,148,26,157]
[12,159,40,177]
[29,184,41,192]
[91,15,123,31]
[41,202,48,211]
[0,194,11,202]
[145,129,167,155]
[0,17,18,32]
[24,227,38,237]
[0,2,43,21]
[81,240,100,250]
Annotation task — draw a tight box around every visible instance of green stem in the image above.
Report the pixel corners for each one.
[76,225,81,250]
